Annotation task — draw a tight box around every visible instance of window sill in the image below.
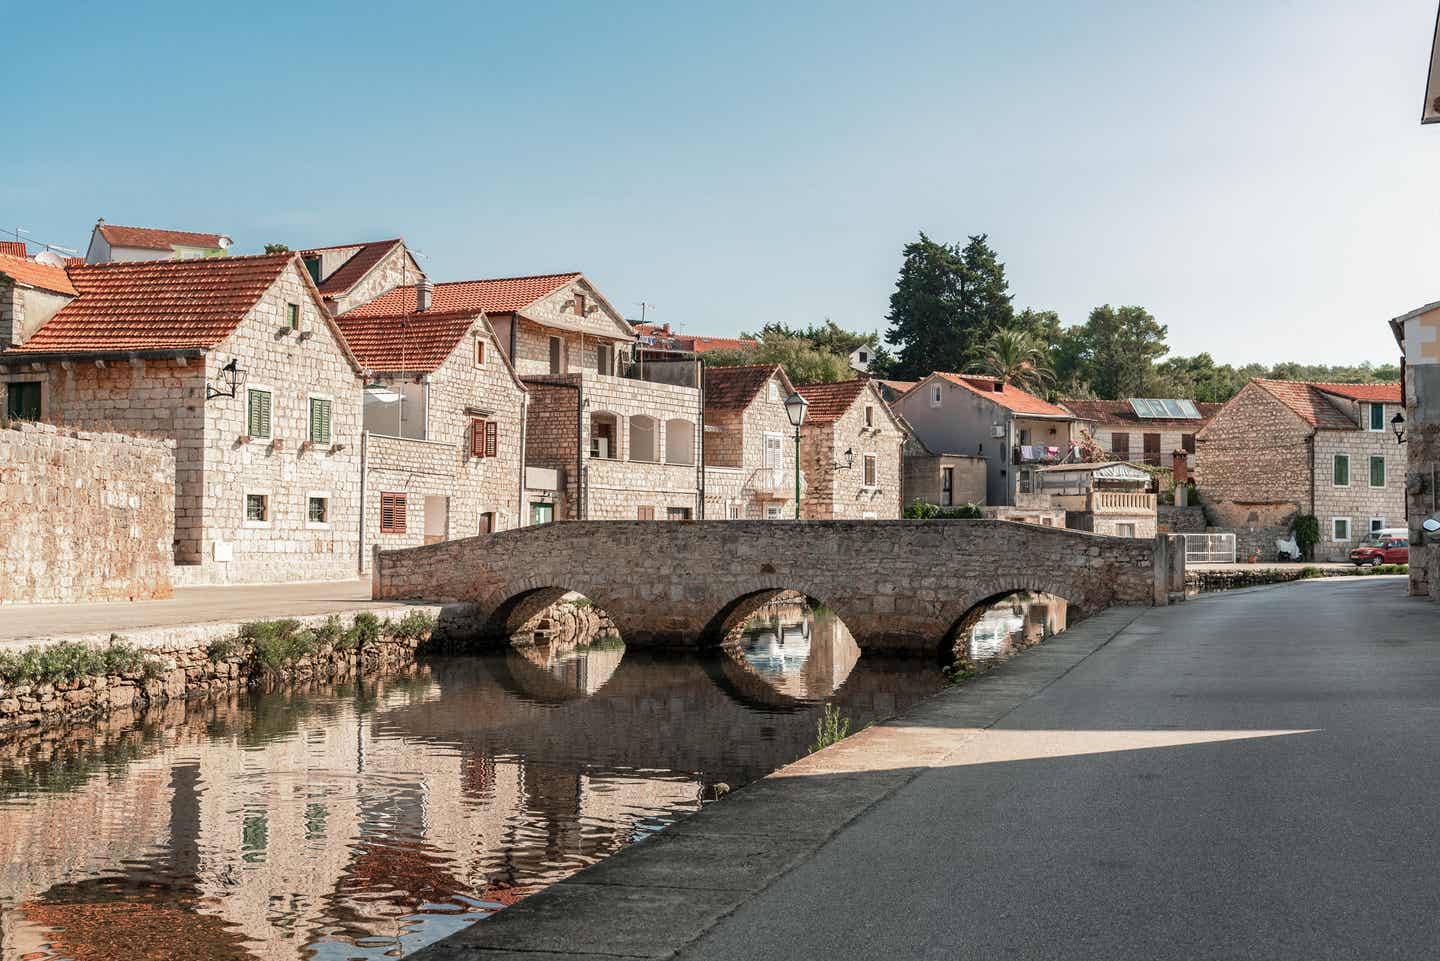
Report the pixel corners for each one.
[242,520,270,529]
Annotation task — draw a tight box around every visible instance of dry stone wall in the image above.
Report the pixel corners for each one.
[0,421,174,605]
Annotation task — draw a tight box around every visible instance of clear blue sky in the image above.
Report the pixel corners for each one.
[5,0,1436,365]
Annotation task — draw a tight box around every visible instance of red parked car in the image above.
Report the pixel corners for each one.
[1349,534,1409,567]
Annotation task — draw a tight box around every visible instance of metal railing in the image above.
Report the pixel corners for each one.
[1183,532,1236,564]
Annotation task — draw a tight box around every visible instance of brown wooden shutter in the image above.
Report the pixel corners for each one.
[1143,432,1161,465]
[380,493,407,533]
[485,420,498,458]
[637,506,655,520]
[471,419,486,458]
[1112,432,1130,459]
[1181,433,1196,454]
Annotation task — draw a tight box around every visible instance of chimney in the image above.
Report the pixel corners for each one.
[415,280,433,312]
[1171,448,1190,487]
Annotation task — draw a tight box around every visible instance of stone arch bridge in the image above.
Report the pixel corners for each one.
[373,520,1186,655]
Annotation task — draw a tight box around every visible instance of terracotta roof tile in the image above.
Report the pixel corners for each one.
[0,253,77,296]
[1249,379,1359,430]
[704,363,791,411]
[96,223,229,251]
[1311,382,1402,403]
[6,253,291,354]
[1060,398,1221,429]
[933,372,1073,417]
[689,335,757,353]
[795,379,868,424]
[299,239,404,297]
[345,273,580,318]
[334,311,478,373]
[0,241,26,258]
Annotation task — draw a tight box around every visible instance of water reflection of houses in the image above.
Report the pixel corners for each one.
[964,594,1068,663]
[734,599,862,703]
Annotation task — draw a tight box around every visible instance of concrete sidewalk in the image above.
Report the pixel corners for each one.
[413,576,1435,960]
[0,579,403,643]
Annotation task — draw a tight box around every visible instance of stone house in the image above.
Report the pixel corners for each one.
[891,372,1082,507]
[335,286,529,569]
[0,254,76,355]
[1032,461,1157,538]
[1390,301,1440,599]
[0,252,365,584]
[300,239,427,316]
[794,378,904,519]
[1196,379,1405,562]
[1060,398,1220,472]
[84,220,231,263]
[346,272,703,521]
[900,428,988,510]
[702,364,803,519]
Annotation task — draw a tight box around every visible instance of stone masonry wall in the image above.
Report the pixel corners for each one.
[523,377,582,517]
[800,384,903,519]
[0,281,72,348]
[362,319,526,565]
[0,421,174,604]
[1196,381,1312,529]
[329,246,425,316]
[703,374,799,520]
[375,520,1185,653]
[198,261,363,583]
[1408,423,1440,596]
[1312,424,1406,562]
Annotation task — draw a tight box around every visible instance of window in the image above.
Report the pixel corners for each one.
[1181,433,1196,454]
[470,418,498,459]
[930,384,942,408]
[941,466,954,506]
[303,256,322,285]
[1333,453,1349,487]
[765,505,783,520]
[308,397,332,445]
[863,453,878,487]
[596,343,614,376]
[380,492,407,533]
[286,303,300,331]
[1370,455,1385,488]
[1116,522,1137,538]
[665,418,695,465]
[768,380,781,403]
[667,507,692,521]
[1332,517,1350,542]
[727,503,742,520]
[1369,403,1385,432]
[637,506,655,520]
[590,412,618,459]
[4,381,41,421]
[474,338,486,367]
[630,415,657,462]
[245,493,269,524]
[531,502,555,525]
[1142,432,1161,466]
[479,511,496,534]
[1112,432,1130,459]
[1370,518,1386,535]
[549,336,566,374]
[246,388,272,439]
[574,293,587,317]
[307,496,329,525]
[864,405,875,429]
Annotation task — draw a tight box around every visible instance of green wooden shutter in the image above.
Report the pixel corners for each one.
[1333,454,1348,486]
[1370,455,1385,487]
[310,398,332,444]
[247,389,271,438]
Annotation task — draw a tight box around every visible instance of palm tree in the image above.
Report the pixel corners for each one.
[976,329,1056,395]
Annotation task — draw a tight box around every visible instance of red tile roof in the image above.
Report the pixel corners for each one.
[345,273,580,318]
[795,379,868,424]
[1061,398,1222,429]
[299,239,405,297]
[0,253,77,296]
[704,363,792,411]
[96,223,229,251]
[933,372,1073,417]
[1249,379,1358,430]
[1312,382,1402,403]
[334,311,478,373]
[689,335,757,353]
[0,241,26,258]
[6,253,292,354]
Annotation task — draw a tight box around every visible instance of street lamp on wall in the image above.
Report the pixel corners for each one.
[784,391,808,520]
[835,447,855,470]
[206,358,247,400]
[1392,412,1407,444]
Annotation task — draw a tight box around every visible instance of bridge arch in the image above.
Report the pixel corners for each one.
[939,575,1081,661]
[699,577,862,649]
[479,575,629,645]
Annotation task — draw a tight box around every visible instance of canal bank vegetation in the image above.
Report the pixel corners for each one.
[811,704,859,752]
[0,639,165,688]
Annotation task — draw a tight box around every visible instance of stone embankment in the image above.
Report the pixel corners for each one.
[1185,565,1405,594]
[0,606,445,733]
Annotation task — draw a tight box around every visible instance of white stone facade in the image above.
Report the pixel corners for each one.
[799,383,905,520]
[703,371,801,520]
[1312,399,1406,560]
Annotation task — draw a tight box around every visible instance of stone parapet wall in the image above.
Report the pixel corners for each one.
[0,421,175,605]
[1158,504,1207,533]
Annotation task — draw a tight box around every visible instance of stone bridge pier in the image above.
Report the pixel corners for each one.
[373,520,1186,655]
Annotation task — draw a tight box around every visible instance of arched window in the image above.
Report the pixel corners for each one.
[665,418,695,465]
[630,415,658,462]
[590,412,620,459]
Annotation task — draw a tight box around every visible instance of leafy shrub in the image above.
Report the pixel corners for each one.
[1292,515,1320,561]
[312,615,344,648]
[0,640,162,687]
[904,500,982,520]
[206,637,240,662]
[1299,566,1325,579]
[810,704,854,753]
[241,619,316,674]
[343,612,381,651]
[385,610,437,642]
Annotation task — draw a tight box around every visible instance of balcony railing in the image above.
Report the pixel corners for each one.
[1089,491,1156,514]
[618,359,700,389]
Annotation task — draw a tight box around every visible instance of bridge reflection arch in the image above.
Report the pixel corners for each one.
[941,577,1077,662]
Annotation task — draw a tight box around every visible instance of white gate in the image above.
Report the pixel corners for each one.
[1183,532,1236,564]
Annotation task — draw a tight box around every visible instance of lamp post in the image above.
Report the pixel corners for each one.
[1392,411,1407,444]
[784,391,808,519]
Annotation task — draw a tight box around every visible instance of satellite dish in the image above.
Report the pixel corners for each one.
[35,250,67,268]
[217,235,232,250]
[1423,518,1440,534]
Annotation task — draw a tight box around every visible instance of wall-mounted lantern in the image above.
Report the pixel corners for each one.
[834,446,855,470]
[1392,411,1407,444]
[206,358,247,400]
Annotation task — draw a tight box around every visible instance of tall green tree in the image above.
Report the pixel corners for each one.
[700,335,853,385]
[885,232,1013,379]
[1073,305,1170,399]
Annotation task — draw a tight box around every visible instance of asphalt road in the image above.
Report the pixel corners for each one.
[679,578,1440,961]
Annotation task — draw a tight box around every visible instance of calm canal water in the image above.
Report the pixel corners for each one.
[0,595,1062,960]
